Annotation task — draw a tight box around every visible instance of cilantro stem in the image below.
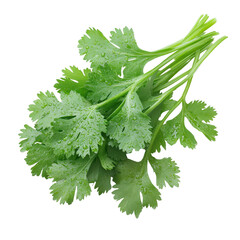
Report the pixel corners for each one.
[154,39,213,91]
[181,51,200,100]
[148,31,217,57]
[153,54,195,89]
[144,36,227,157]
[149,15,217,57]
[95,35,217,111]
[155,51,201,92]
[183,14,206,40]
[156,70,191,91]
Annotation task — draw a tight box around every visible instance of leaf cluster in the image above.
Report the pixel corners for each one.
[19,15,226,217]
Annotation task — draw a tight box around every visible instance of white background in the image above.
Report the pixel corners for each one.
[1,0,239,239]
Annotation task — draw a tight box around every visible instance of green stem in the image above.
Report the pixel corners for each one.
[144,99,182,159]
[95,35,222,111]
[149,31,217,57]
[181,51,200,100]
[153,37,214,90]
[157,69,191,91]
[183,15,207,40]
[185,18,217,41]
[144,76,187,115]
[144,36,227,157]
[150,15,216,56]
[94,60,165,109]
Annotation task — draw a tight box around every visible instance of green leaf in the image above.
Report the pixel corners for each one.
[149,157,180,188]
[110,27,153,78]
[29,91,106,158]
[186,101,218,141]
[150,129,166,153]
[86,64,132,103]
[29,91,60,129]
[55,67,91,96]
[29,91,89,129]
[62,66,90,82]
[162,112,197,149]
[48,156,94,204]
[25,144,58,178]
[137,75,155,103]
[98,142,115,170]
[148,97,177,128]
[106,145,128,162]
[113,159,161,218]
[49,106,106,158]
[19,124,41,152]
[186,100,217,123]
[143,83,176,155]
[78,27,155,78]
[87,158,112,195]
[107,92,152,153]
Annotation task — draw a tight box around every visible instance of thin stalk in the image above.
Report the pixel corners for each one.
[149,31,217,57]
[185,18,217,41]
[183,15,205,40]
[182,51,200,100]
[95,36,223,111]
[144,36,227,156]
[153,56,194,88]
[145,36,227,115]
[157,69,191,91]
[150,15,215,56]
[154,38,214,90]
[155,51,195,78]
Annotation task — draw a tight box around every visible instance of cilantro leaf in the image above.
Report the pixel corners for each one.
[86,64,132,103]
[29,91,106,157]
[48,106,106,158]
[150,129,166,153]
[19,124,41,152]
[110,27,153,78]
[29,91,88,129]
[55,67,91,96]
[87,158,112,195]
[149,157,180,188]
[19,18,226,217]
[148,97,177,127]
[107,92,152,152]
[48,156,94,204]
[113,159,161,218]
[162,100,217,148]
[162,111,197,149]
[25,144,58,178]
[98,142,115,170]
[62,66,90,83]
[186,101,218,141]
[29,91,60,129]
[186,100,217,122]
[106,145,128,162]
[78,27,155,78]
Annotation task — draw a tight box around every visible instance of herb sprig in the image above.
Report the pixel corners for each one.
[20,15,226,217]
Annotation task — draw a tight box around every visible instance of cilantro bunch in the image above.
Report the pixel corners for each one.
[19,15,226,217]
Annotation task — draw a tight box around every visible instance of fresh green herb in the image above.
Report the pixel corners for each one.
[19,15,226,217]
